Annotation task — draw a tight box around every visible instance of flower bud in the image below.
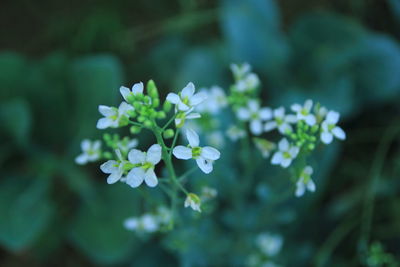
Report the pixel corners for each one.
[163,101,172,113]
[163,129,175,139]
[103,151,113,159]
[137,116,146,122]
[157,111,166,119]
[152,98,160,108]
[144,120,153,128]
[130,125,142,134]
[147,80,159,99]
[184,193,201,212]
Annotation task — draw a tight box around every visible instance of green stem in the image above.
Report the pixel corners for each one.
[162,113,177,131]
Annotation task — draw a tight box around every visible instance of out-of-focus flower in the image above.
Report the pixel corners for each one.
[271,138,299,168]
[295,166,316,197]
[184,193,202,212]
[320,111,346,144]
[237,100,272,135]
[264,107,297,134]
[167,82,207,112]
[100,149,126,184]
[291,99,316,126]
[96,102,134,129]
[75,139,101,165]
[226,125,246,141]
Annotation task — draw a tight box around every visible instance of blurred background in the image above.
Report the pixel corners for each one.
[1,0,400,266]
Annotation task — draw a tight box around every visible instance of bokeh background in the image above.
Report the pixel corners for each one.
[1,0,400,266]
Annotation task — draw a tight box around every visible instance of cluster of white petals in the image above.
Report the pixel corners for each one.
[295,166,316,197]
[75,139,101,165]
[237,100,272,135]
[97,102,133,129]
[271,138,300,168]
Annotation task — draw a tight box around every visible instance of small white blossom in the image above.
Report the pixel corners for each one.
[96,102,134,129]
[226,125,246,141]
[156,206,172,225]
[321,111,346,144]
[271,138,299,168]
[117,138,138,154]
[119,82,144,101]
[173,129,221,174]
[174,108,201,128]
[184,193,201,212]
[291,99,316,126]
[237,100,272,135]
[196,86,227,114]
[314,105,328,123]
[295,166,316,197]
[201,186,218,201]
[100,149,126,184]
[236,73,260,92]
[253,138,276,158]
[126,144,162,188]
[256,233,283,257]
[166,82,207,112]
[124,214,159,233]
[264,107,297,134]
[230,63,251,79]
[75,139,101,165]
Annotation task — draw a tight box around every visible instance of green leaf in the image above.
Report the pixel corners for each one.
[0,177,54,252]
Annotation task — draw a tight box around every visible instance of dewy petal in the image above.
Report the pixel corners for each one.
[201,146,220,160]
[278,138,289,151]
[271,152,283,165]
[107,168,123,184]
[144,169,158,187]
[181,82,195,98]
[305,114,316,126]
[100,160,118,174]
[190,92,207,106]
[326,110,340,124]
[97,118,112,129]
[196,157,213,174]
[186,128,200,147]
[75,154,88,165]
[131,82,143,94]
[237,108,250,120]
[166,93,180,104]
[128,149,146,164]
[250,120,263,135]
[81,139,91,151]
[265,121,277,132]
[126,167,145,188]
[98,105,115,116]
[291,104,302,112]
[304,99,313,111]
[274,107,285,118]
[173,146,192,160]
[259,108,272,120]
[321,132,333,144]
[146,144,162,164]
[332,126,346,140]
[119,86,131,101]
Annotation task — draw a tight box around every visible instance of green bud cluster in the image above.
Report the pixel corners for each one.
[289,121,319,151]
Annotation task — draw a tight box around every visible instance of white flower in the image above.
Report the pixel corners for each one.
[230,63,251,79]
[236,73,260,92]
[196,86,227,114]
[117,138,138,154]
[173,129,220,174]
[100,149,126,184]
[253,138,276,158]
[206,131,225,149]
[155,206,172,225]
[174,109,201,128]
[166,82,207,112]
[291,99,316,126]
[237,100,272,135]
[126,144,162,188]
[320,111,346,144]
[184,193,201,212]
[119,82,144,101]
[256,233,283,257]
[271,138,300,168]
[75,139,101,165]
[226,125,246,141]
[201,186,218,201]
[295,166,316,197]
[124,214,159,233]
[264,107,297,134]
[96,102,134,129]
[314,105,328,123]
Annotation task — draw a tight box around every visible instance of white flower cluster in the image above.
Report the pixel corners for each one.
[248,233,283,267]
[124,207,172,234]
[75,139,101,165]
[231,63,260,92]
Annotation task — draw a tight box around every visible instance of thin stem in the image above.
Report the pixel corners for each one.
[128,120,144,128]
[169,129,180,156]
[162,113,177,131]
[178,166,198,182]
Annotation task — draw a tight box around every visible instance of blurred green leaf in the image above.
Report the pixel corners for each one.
[0,177,53,252]
[0,52,27,99]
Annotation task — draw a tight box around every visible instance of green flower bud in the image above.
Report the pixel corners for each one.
[152,98,160,108]
[308,143,315,150]
[103,152,113,159]
[147,80,159,99]
[157,111,166,119]
[133,101,142,110]
[163,129,175,139]
[144,120,153,128]
[137,116,146,122]
[127,110,136,117]
[103,133,111,142]
[144,96,152,104]
[130,125,142,134]
[163,101,172,113]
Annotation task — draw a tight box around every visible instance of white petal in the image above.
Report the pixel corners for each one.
[295,182,305,197]
[98,105,114,116]
[118,102,134,114]
[201,146,220,160]
[289,146,299,158]
[177,101,190,111]
[248,100,259,112]
[131,82,143,94]
[278,138,289,151]
[285,115,297,123]
[128,149,146,164]
[271,152,283,165]
[281,158,292,168]
[96,118,112,129]
[332,126,346,140]
[326,110,340,124]
[304,99,313,111]
[291,104,302,112]
[274,107,285,118]
[190,92,207,106]
[124,218,139,230]
[146,144,162,164]
[181,82,195,98]
[119,86,131,101]
[107,168,123,184]
[304,166,313,175]
[264,121,277,132]
[173,146,192,160]
[93,140,101,150]
[305,114,316,126]
[126,167,145,188]
[166,93,180,104]
[307,179,316,192]
[237,108,250,120]
[186,112,201,119]
[259,108,272,120]
[100,160,118,174]
[321,132,333,144]
[250,120,263,135]
[144,169,158,187]
[196,157,213,174]
[278,123,292,134]
[186,128,200,147]
[81,139,91,151]
[75,154,88,165]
